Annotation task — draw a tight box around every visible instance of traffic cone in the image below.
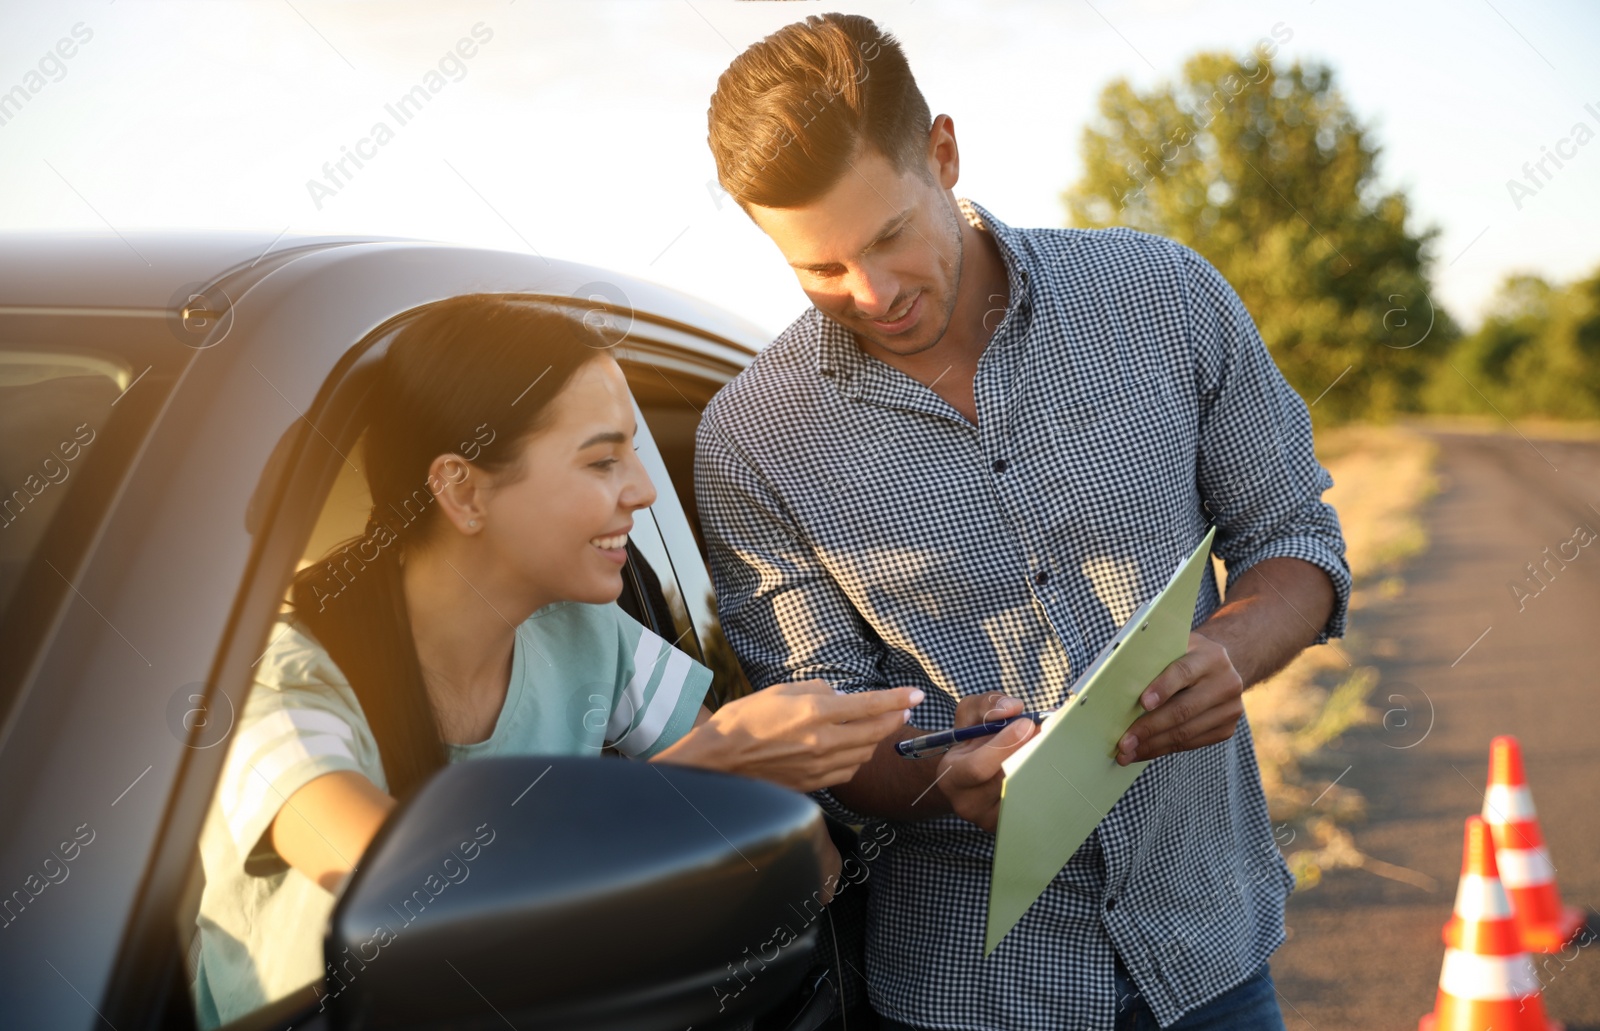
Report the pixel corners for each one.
[1418,816,1561,1031]
[1483,736,1586,952]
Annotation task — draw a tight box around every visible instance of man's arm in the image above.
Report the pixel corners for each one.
[1113,243,1352,767]
[694,403,1024,826]
[837,552,1337,805]
[694,405,921,823]
[828,723,950,821]
[1114,556,1334,765]
[1183,242,1353,644]
[1198,555,1335,690]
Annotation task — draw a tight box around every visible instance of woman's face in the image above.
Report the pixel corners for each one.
[480,355,657,607]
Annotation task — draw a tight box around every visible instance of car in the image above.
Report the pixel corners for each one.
[0,231,841,1030]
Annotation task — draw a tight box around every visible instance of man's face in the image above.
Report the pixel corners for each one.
[748,135,964,358]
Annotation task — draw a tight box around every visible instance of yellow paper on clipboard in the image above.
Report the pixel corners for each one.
[984,525,1217,956]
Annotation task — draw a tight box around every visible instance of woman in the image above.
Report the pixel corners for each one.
[189,295,922,1028]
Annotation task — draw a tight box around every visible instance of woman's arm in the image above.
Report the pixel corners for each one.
[268,770,396,893]
[649,681,922,792]
[266,701,869,899]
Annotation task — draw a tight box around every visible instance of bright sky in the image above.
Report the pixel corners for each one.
[3,0,1597,340]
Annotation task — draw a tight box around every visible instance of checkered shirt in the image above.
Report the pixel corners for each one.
[693,198,1350,1030]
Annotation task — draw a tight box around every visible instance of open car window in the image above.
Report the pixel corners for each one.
[172,295,709,1030]
[617,349,755,708]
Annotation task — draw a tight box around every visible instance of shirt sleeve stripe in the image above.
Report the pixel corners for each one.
[608,627,664,742]
[227,706,356,776]
[621,648,694,757]
[221,732,359,850]
[217,707,358,830]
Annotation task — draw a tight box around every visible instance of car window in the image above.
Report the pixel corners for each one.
[0,353,127,611]
[619,355,757,707]
[174,296,721,1030]
[617,357,728,560]
[0,323,179,727]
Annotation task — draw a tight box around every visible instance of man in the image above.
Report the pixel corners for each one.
[695,12,1350,1031]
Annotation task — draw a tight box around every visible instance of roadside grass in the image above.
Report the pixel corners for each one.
[1236,423,1442,892]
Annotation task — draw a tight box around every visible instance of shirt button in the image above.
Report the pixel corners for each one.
[992,459,1008,474]
[1105,897,1118,910]
[1034,570,1050,586]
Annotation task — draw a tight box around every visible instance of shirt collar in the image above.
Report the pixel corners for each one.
[815,197,1033,391]
[957,197,1033,310]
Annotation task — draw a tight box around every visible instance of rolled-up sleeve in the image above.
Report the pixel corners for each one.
[1181,244,1352,643]
[694,400,888,825]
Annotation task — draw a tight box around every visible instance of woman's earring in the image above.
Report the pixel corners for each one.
[468,519,479,529]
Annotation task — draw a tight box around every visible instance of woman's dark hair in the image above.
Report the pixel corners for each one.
[289,295,610,800]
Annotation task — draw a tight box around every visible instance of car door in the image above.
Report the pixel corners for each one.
[144,286,755,1030]
[0,235,766,1030]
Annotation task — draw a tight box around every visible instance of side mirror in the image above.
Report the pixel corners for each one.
[320,756,826,1031]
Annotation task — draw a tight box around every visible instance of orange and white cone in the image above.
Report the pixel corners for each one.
[1483,735,1586,952]
[1419,816,1561,1031]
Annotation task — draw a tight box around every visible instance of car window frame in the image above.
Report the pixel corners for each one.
[156,294,722,1030]
[610,334,753,709]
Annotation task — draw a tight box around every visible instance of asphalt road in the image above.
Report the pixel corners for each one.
[1268,430,1600,1031]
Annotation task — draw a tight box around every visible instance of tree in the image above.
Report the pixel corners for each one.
[1063,50,1458,424]
[1424,267,1600,419]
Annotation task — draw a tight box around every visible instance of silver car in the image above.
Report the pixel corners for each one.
[0,232,842,1031]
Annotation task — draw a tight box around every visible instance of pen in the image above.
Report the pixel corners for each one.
[895,710,1057,759]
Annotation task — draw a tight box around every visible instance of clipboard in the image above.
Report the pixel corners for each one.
[983,525,1217,955]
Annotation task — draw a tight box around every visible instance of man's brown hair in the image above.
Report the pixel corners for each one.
[707,12,933,213]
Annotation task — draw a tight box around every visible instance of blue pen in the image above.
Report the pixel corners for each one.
[895,710,1056,759]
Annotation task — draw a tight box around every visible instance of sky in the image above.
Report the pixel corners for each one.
[2,0,1597,341]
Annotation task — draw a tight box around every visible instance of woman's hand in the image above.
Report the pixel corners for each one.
[653,680,924,792]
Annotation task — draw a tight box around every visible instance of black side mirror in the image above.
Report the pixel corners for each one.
[320,756,825,1031]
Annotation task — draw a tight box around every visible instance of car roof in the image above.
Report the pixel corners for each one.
[0,230,773,354]
[0,230,384,310]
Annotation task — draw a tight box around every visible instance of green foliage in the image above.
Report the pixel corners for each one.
[1063,50,1460,424]
[1423,269,1600,419]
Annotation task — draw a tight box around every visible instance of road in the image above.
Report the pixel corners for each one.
[1269,429,1600,1030]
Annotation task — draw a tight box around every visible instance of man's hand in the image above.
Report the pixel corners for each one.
[935,692,1037,833]
[1116,631,1244,766]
